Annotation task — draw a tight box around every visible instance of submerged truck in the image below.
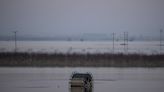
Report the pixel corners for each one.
[69,73,93,92]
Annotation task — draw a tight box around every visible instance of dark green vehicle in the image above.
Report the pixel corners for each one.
[69,73,93,92]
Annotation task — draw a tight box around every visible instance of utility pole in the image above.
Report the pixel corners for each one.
[126,32,128,53]
[112,33,115,54]
[124,32,126,53]
[124,32,125,53]
[13,31,17,52]
[123,32,128,54]
[160,29,163,54]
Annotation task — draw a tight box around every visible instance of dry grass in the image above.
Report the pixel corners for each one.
[0,52,164,67]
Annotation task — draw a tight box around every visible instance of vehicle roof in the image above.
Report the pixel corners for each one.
[71,73,92,81]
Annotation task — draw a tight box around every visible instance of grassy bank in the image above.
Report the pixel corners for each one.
[0,52,164,67]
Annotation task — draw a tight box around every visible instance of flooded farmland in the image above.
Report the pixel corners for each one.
[0,68,164,92]
[0,41,164,54]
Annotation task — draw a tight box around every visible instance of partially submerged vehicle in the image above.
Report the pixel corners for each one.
[69,73,93,92]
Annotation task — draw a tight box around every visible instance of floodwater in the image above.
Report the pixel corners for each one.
[0,41,164,54]
[0,68,164,92]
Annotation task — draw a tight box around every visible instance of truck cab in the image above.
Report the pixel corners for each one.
[69,73,93,92]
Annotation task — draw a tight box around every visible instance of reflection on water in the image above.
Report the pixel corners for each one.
[0,68,164,92]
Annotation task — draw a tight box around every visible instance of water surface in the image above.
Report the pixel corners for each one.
[0,68,164,92]
[0,41,163,54]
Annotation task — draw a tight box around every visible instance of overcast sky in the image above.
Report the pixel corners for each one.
[0,0,164,38]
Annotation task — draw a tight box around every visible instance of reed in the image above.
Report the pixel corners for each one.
[0,52,164,67]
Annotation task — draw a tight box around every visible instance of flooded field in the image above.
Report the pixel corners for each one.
[0,68,164,92]
[0,41,163,54]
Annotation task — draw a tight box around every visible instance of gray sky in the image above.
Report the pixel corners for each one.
[0,0,164,38]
